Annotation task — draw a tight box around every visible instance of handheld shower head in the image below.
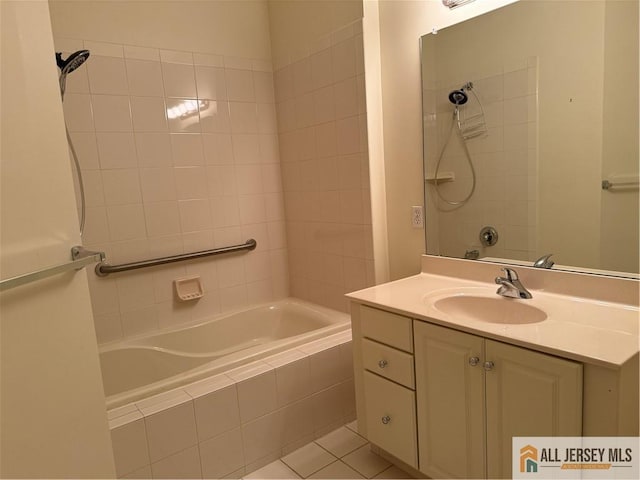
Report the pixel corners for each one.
[56,50,90,75]
[448,89,468,105]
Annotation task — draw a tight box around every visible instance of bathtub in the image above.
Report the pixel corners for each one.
[100,298,350,409]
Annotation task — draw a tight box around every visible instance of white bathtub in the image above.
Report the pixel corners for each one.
[100,298,350,409]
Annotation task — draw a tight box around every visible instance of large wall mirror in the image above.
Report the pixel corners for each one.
[421,0,638,277]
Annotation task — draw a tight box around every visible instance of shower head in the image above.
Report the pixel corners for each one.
[56,50,90,75]
[448,89,468,106]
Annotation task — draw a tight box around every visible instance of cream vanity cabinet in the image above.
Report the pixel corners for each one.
[351,302,584,479]
[356,305,418,468]
[414,321,582,479]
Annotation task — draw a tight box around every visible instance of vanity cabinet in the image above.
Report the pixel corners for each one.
[351,302,592,479]
[354,305,418,468]
[413,321,583,479]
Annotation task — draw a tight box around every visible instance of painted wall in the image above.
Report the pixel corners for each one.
[268,0,363,70]
[599,0,639,272]
[268,1,374,311]
[0,0,115,476]
[49,0,272,61]
[49,1,288,344]
[376,0,518,279]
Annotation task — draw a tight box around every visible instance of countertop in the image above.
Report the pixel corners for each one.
[346,272,639,368]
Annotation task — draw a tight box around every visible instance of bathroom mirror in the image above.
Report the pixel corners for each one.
[421,0,639,277]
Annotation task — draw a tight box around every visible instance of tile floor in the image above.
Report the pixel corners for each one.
[243,421,415,479]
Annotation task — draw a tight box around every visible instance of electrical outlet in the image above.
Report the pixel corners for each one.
[411,205,424,228]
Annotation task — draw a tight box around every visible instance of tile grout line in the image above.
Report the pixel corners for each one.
[281,444,339,479]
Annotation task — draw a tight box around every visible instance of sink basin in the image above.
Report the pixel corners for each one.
[433,295,548,324]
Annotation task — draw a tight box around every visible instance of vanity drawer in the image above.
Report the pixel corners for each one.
[363,370,417,468]
[360,305,413,353]
[362,338,415,389]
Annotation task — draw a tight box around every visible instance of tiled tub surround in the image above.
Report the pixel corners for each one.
[424,59,538,262]
[274,21,375,313]
[108,331,354,479]
[54,37,289,344]
[101,298,350,409]
[57,20,375,344]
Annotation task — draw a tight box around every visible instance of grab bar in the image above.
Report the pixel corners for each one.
[0,246,105,292]
[95,239,257,277]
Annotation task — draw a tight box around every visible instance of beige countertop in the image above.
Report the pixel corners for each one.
[347,272,639,368]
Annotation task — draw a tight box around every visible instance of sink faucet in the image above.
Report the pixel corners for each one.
[533,253,554,269]
[495,268,532,299]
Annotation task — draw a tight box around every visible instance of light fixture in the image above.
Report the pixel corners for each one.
[442,0,477,9]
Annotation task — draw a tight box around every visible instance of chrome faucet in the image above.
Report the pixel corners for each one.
[533,253,554,269]
[495,268,532,299]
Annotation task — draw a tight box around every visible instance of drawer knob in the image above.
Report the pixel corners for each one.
[483,361,495,371]
[378,359,388,369]
[381,415,391,425]
[468,356,480,367]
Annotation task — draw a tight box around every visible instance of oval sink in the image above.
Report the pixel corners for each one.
[433,295,547,324]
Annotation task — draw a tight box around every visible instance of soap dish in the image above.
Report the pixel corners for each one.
[174,275,204,301]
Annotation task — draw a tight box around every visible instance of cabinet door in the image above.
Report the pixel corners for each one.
[485,340,583,479]
[414,321,486,479]
[362,371,418,468]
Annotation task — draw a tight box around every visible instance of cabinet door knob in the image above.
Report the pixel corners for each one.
[381,415,391,425]
[378,359,388,368]
[468,356,480,366]
[483,361,495,371]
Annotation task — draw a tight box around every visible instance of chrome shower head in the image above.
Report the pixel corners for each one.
[448,89,468,106]
[56,50,90,75]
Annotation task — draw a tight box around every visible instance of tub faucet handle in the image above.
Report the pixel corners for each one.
[533,253,555,269]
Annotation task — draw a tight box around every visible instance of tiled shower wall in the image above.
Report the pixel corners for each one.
[424,59,538,261]
[274,22,375,313]
[55,37,289,344]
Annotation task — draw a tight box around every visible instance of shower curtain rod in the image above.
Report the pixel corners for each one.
[0,247,105,292]
[95,239,257,277]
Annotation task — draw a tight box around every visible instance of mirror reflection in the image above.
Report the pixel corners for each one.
[421,0,639,276]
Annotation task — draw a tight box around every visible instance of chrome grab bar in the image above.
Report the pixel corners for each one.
[0,246,105,292]
[95,239,257,277]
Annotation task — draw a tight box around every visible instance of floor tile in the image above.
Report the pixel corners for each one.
[344,419,359,434]
[308,460,365,479]
[342,445,391,479]
[316,426,368,458]
[281,442,336,478]
[373,465,414,479]
[244,459,301,479]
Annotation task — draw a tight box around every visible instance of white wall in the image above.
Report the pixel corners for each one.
[268,0,363,69]
[376,0,517,279]
[0,0,115,476]
[599,0,639,272]
[49,0,272,60]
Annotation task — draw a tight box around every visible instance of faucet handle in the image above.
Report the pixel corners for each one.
[534,253,554,268]
[501,267,518,281]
